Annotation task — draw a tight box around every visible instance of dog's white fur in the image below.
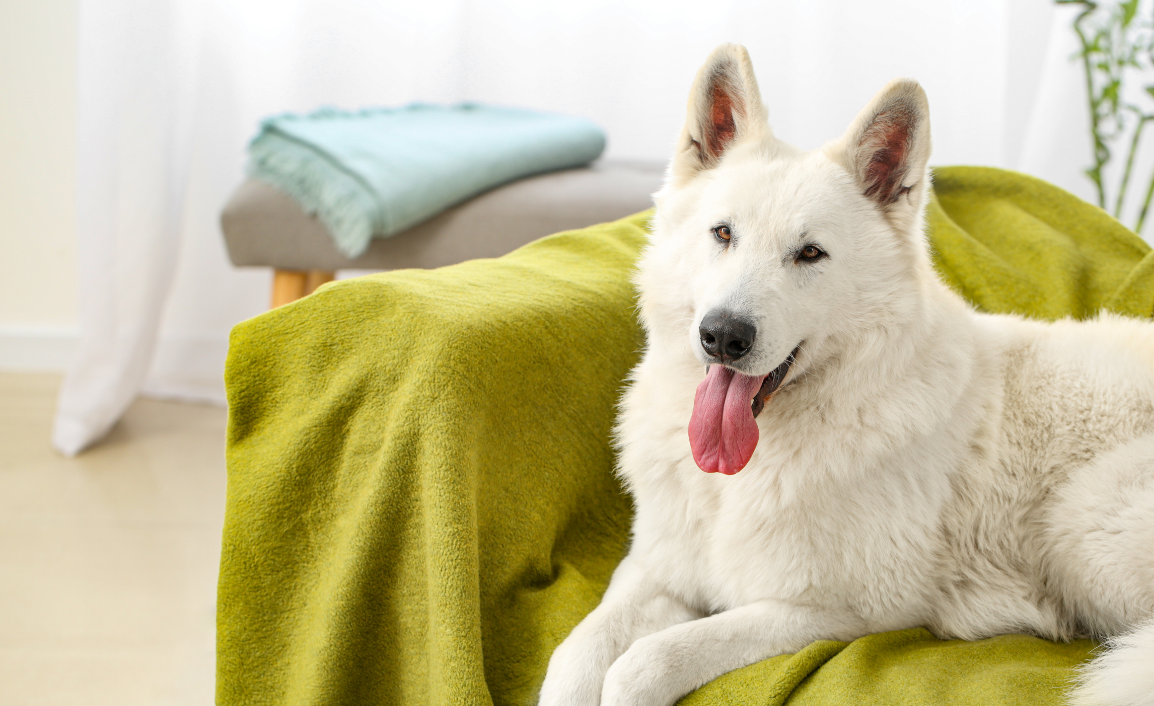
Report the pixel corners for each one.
[538,44,1154,706]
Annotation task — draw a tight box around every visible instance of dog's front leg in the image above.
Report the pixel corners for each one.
[600,599,866,706]
[539,556,698,706]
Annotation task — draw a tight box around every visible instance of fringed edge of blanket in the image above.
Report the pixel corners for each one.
[247,132,382,258]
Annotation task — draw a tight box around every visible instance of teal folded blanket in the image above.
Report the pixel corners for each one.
[247,104,607,257]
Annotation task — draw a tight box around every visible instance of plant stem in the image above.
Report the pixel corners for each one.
[1136,144,1154,234]
[1114,111,1149,218]
[1071,2,1110,208]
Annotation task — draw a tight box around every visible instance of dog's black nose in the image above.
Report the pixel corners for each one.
[699,310,756,362]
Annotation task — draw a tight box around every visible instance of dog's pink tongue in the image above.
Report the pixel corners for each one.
[688,366,764,474]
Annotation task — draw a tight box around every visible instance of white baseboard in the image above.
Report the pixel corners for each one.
[0,325,79,372]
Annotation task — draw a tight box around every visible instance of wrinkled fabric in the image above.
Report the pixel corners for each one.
[219,167,1150,705]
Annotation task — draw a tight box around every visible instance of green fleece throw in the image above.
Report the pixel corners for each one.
[218,166,1152,705]
[247,104,606,258]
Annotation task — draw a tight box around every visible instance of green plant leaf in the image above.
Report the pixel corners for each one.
[1121,0,1138,27]
[1060,0,1154,218]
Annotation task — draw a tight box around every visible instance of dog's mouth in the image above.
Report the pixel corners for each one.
[750,346,800,419]
[688,345,801,475]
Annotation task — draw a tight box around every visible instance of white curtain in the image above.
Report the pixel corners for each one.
[55,0,1115,455]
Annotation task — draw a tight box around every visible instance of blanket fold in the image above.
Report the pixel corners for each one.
[218,166,1149,706]
[247,104,607,258]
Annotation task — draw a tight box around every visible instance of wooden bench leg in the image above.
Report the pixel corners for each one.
[304,270,335,296]
[271,269,336,309]
[271,269,306,308]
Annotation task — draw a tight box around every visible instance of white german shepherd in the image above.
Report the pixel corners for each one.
[539,44,1154,706]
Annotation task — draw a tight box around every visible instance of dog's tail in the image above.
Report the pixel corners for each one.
[1069,618,1154,706]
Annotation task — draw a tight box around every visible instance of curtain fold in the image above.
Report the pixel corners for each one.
[56,0,1134,455]
[54,0,201,455]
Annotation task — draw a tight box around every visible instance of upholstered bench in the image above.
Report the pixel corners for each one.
[220,161,665,307]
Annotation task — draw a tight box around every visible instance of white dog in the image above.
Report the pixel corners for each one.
[538,44,1154,706]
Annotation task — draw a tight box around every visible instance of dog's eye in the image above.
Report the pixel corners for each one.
[712,225,732,244]
[797,244,826,262]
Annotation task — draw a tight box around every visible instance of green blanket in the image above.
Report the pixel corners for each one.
[218,166,1153,705]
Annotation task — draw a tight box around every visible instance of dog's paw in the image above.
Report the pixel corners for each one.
[539,671,601,706]
[539,675,599,706]
[600,637,680,706]
[538,639,604,706]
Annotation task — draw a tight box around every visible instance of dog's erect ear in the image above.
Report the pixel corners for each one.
[827,79,931,232]
[671,44,768,181]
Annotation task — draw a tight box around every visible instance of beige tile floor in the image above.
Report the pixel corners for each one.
[0,373,226,705]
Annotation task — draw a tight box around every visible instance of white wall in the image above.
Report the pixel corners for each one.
[0,0,79,370]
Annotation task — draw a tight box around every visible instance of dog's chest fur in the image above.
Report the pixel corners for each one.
[616,310,1154,641]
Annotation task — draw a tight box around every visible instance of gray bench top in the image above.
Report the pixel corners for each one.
[221,161,665,271]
